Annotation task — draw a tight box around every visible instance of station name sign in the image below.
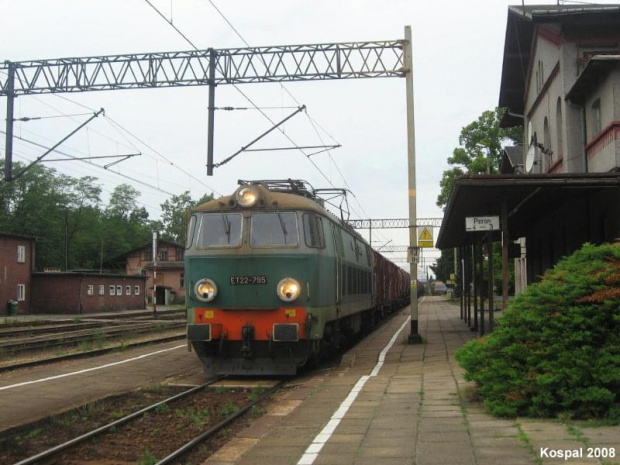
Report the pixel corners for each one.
[465,216,500,232]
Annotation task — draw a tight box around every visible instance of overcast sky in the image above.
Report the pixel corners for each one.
[2,0,612,275]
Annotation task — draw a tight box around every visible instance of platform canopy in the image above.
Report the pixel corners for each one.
[436,173,620,249]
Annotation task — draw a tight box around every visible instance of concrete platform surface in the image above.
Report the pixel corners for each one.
[203,297,620,465]
[0,339,199,433]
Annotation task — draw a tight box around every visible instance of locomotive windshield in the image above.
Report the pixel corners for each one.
[251,212,299,247]
[197,213,243,248]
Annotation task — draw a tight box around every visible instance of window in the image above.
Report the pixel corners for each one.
[186,215,197,249]
[144,250,153,261]
[536,60,544,93]
[543,117,551,171]
[176,249,184,261]
[160,250,168,261]
[126,285,131,296]
[99,285,105,296]
[197,213,243,248]
[180,273,185,288]
[303,213,325,248]
[87,285,94,296]
[135,285,141,295]
[109,285,116,296]
[116,285,122,296]
[556,97,563,159]
[17,245,26,263]
[332,225,344,258]
[17,284,25,301]
[591,98,601,137]
[251,212,299,247]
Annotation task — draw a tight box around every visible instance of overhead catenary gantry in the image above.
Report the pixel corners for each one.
[0,40,406,178]
[0,27,423,342]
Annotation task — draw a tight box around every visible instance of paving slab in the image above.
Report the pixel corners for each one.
[201,297,620,465]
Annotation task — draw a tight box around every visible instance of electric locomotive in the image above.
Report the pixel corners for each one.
[185,180,409,376]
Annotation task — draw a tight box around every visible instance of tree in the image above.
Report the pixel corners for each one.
[430,249,455,284]
[59,175,102,270]
[160,191,213,243]
[101,184,152,264]
[436,107,522,209]
[107,184,142,220]
[434,108,522,296]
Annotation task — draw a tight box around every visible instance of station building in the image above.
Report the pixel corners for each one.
[0,233,35,316]
[115,239,185,306]
[31,272,146,314]
[437,4,620,295]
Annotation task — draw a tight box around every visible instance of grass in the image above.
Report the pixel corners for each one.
[93,332,107,349]
[247,387,266,402]
[76,400,109,420]
[78,340,93,352]
[219,400,239,416]
[174,407,211,426]
[567,424,588,444]
[142,384,166,394]
[515,421,543,465]
[137,447,159,465]
[23,428,43,440]
[155,402,171,414]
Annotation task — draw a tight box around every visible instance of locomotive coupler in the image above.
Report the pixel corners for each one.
[241,324,254,359]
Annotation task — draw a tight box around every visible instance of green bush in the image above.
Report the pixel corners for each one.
[455,242,620,420]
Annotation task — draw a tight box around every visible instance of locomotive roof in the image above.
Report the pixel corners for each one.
[194,184,334,217]
[193,184,364,240]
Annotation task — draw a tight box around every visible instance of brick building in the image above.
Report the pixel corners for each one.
[0,233,35,316]
[31,272,146,314]
[438,5,620,304]
[121,239,185,305]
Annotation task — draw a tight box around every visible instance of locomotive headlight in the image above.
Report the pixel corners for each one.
[277,277,301,302]
[195,279,218,302]
[237,187,258,207]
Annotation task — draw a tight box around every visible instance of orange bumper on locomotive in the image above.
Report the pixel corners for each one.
[187,307,307,343]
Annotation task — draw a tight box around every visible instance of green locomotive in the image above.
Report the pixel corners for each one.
[185,180,409,376]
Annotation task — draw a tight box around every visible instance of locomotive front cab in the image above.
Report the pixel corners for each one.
[185,183,333,375]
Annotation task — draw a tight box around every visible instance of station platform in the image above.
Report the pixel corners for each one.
[204,296,619,465]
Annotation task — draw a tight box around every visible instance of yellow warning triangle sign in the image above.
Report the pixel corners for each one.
[419,227,433,241]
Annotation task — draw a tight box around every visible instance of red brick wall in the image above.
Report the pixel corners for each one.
[32,273,146,314]
[0,236,34,316]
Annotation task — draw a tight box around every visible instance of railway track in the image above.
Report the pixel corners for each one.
[2,377,286,465]
[0,333,186,373]
[0,309,188,371]
[0,320,185,355]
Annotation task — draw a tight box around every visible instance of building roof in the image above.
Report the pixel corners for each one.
[498,4,620,127]
[141,261,184,271]
[436,172,620,249]
[0,232,36,241]
[501,146,524,173]
[33,271,146,279]
[566,55,620,104]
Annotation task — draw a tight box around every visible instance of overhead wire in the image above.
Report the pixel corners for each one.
[143,0,339,187]
[2,129,177,197]
[8,147,165,213]
[203,0,390,241]
[12,83,221,197]
[143,1,375,223]
[145,0,392,245]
